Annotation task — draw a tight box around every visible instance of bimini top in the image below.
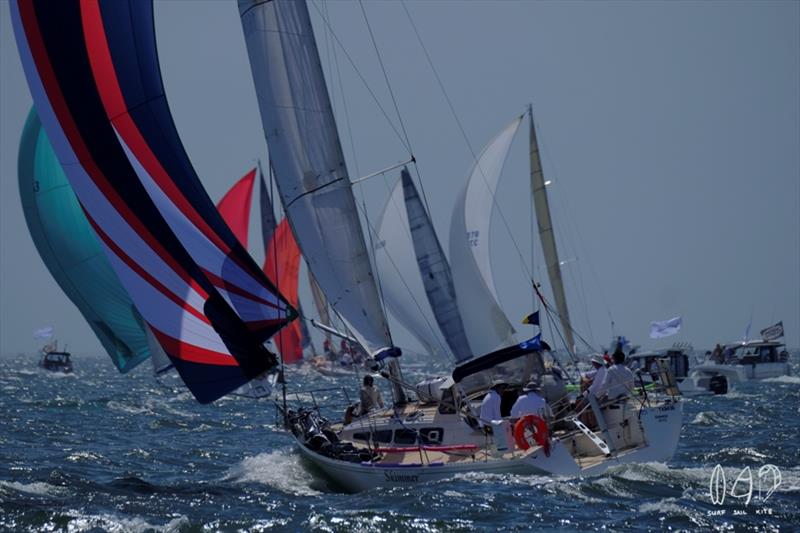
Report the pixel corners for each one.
[452,342,549,394]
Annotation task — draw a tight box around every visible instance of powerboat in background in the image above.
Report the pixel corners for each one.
[38,341,73,374]
[627,344,729,396]
[691,339,791,386]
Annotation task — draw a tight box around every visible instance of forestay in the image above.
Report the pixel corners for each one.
[12,0,295,403]
[239,0,392,356]
[449,116,522,356]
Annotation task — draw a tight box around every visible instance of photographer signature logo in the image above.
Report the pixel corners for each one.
[708,464,781,506]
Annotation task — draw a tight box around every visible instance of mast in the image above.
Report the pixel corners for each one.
[239,0,406,402]
[529,106,575,353]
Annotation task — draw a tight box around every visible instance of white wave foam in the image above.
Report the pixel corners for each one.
[106,400,149,415]
[59,512,189,533]
[763,375,800,384]
[224,450,321,496]
[66,451,108,464]
[0,480,65,497]
[638,497,689,516]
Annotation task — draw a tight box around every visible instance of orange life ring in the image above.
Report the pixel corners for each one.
[513,415,550,455]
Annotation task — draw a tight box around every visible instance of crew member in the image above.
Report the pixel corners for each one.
[583,354,608,400]
[359,375,384,413]
[603,350,636,401]
[479,379,507,429]
[511,378,552,420]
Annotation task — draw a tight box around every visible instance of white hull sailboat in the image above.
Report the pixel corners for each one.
[238,0,683,492]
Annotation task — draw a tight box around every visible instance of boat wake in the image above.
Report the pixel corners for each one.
[763,375,800,384]
[224,450,321,496]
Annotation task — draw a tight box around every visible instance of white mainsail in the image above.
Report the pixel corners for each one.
[401,170,473,363]
[529,111,574,352]
[449,116,522,356]
[239,0,392,357]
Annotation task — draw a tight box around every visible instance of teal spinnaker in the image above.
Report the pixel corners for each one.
[18,107,150,373]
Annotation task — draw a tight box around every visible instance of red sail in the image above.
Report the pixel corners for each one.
[264,219,303,364]
[216,169,256,247]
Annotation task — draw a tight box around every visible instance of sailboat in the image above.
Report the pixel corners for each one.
[239,0,683,491]
[12,0,297,404]
[19,107,150,374]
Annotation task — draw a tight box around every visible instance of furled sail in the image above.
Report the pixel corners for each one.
[239,0,392,357]
[12,0,295,403]
[529,111,574,352]
[216,168,257,247]
[375,173,449,358]
[401,169,473,363]
[449,116,522,356]
[18,107,149,374]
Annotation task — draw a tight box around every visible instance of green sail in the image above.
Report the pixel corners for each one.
[18,107,150,373]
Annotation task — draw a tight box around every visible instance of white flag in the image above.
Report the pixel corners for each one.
[649,316,682,339]
[33,326,54,340]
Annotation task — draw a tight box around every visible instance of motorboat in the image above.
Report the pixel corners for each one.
[627,345,728,395]
[38,342,73,374]
[691,339,791,385]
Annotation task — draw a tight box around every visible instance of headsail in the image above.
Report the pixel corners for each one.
[529,111,573,352]
[264,220,304,364]
[238,0,392,357]
[401,169,473,363]
[18,107,149,374]
[449,116,523,356]
[12,0,295,403]
[216,168,257,247]
[375,174,449,358]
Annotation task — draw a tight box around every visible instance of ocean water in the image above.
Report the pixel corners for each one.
[1,352,798,532]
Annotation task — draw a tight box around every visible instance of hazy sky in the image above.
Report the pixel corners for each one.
[1,0,798,359]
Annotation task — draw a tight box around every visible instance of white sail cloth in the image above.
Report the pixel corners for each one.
[449,116,522,356]
[401,170,473,363]
[239,0,391,355]
[375,175,450,359]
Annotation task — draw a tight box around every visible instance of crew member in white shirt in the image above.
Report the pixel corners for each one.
[603,351,636,400]
[511,378,553,420]
[479,379,507,429]
[583,354,608,400]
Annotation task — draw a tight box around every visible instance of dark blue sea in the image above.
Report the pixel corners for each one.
[1,351,798,532]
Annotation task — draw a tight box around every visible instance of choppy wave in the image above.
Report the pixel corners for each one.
[1,354,798,531]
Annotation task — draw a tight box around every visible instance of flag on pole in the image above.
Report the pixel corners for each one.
[519,333,542,351]
[649,316,682,339]
[743,317,752,343]
[521,311,540,326]
[760,321,784,341]
[33,326,53,340]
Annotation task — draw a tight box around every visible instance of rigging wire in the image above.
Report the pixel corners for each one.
[308,0,412,155]
[400,1,535,287]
